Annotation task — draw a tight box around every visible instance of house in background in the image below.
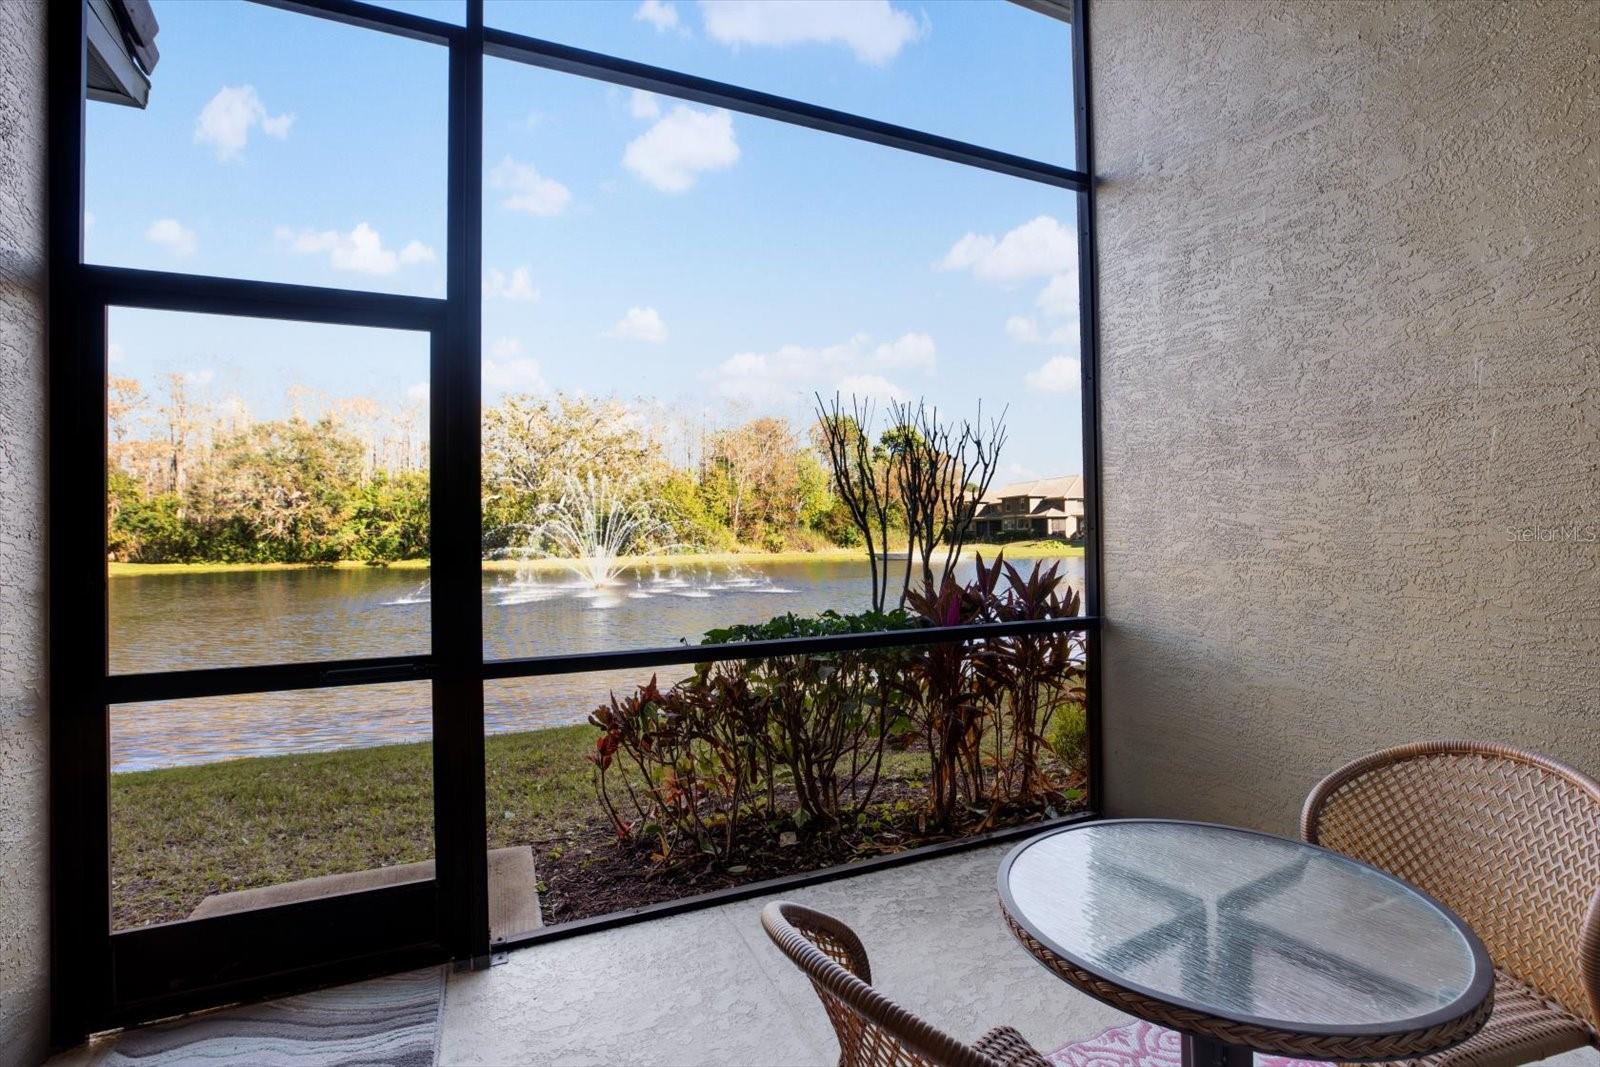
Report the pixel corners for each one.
[969,475,1085,541]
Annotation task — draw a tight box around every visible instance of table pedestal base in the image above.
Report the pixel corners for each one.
[1181,1034,1253,1067]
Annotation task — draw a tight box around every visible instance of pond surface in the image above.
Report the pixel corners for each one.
[109,554,1084,771]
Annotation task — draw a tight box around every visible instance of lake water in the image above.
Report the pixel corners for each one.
[109,554,1084,771]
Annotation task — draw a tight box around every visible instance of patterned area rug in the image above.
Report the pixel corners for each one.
[102,967,445,1066]
[1049,1021,1314,1067]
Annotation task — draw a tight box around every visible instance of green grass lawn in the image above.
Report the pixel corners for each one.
[111,722,936,929]
[111,725,597,928]
[107,540,1084,578]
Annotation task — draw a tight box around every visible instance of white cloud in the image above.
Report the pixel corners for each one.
[484,359,548,392]
[485,266,540,302]
[1024,355,1081,393]
[145,218,197,257]
[181,368,215,387]
[1005,313,1076,345]
[699,0,923,65]
[194,85,294,161]
[605,306,669,344]
[84,210,95,230]
[406,382,430,403]
[108,341,125,365]
[1005,315,1041,343]
[871,331,936,370]
[707,330,931,404]
[938,215,1075,283]
[1035,269,1080,318]
[274,222,435,275]
[836,373,907,404]
[399,240,436,266]
[623,105,739,193]
[489,156,572,216]
[629,89,662,120]
[483,338,549,393]
[635,0,682,31]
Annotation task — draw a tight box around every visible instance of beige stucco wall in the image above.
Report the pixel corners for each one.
[0,0,50,1060]
[1092,0,1600,833]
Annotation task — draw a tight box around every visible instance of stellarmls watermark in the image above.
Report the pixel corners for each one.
[1506,521,1599,544]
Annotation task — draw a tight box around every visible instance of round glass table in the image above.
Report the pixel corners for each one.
[998,820,1494,1066]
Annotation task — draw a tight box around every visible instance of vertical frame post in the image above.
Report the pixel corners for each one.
[434,0,489,964]
[1071,0,1105,814]
[47,0,113,1049]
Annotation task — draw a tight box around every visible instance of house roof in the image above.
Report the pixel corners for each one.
[980,474,1084,505]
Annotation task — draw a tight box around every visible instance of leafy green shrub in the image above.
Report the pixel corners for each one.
[1047,702,1087,767]
[591,610,922,863]
[342,471,430,563]
[108,470,197,562]
[810,497,864,547]
[589,674,763,862]
[700,608,918,645]
[653,470,735,552]
[590,561,1086,861]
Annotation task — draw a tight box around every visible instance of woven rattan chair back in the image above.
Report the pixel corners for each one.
[761,900,1024,1067]
[1302,741,1600,1038]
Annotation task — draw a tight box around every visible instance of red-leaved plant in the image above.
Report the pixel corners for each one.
[589,552,1086,862]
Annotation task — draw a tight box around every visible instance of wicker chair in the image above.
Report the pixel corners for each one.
[761,900,1052,1067]
[1302,741,1600,1067]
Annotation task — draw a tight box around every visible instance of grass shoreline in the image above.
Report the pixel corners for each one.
[108,541,1084,577]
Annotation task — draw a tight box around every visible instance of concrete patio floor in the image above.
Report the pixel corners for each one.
[50,842,1600,1067]
[440,842,1128,1066]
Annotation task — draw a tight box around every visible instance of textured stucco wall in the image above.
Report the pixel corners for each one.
[0,0,50,1060]
[1092,0,1600,832]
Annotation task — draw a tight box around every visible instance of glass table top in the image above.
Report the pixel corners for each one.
[1001,821,1488,1031]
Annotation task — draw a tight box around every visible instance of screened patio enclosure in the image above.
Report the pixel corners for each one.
[47,0,1103,1044]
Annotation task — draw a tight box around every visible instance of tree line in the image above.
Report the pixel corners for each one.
[106,375,876,564]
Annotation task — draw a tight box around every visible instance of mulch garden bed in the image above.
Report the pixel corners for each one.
[533,771,1087,925]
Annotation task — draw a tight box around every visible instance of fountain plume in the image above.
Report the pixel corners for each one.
[507,471,680,588]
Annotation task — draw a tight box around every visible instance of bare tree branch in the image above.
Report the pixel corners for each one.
[890,400,1008,602]
[812,392,892,612]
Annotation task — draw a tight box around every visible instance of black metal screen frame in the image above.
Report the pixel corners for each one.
[46,0,1105,1045]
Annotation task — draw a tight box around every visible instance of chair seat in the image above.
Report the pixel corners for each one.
[973,1025,1052,1067]
[1365,971,1594,1067]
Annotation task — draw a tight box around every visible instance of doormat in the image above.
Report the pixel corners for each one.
[102,966,445,1067]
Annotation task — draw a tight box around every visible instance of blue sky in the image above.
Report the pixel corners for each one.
[89,0,1083,483]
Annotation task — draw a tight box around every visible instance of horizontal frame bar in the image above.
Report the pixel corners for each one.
[484,27,1089,193]
[104,617,1095,704]
[106,655,434,705]
[263,0,1083,195]
[484,615,1096,681]
[499,809,1099,950]
[249,0,461,45]
[83,264,448,332]
[108,878,440,1027]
